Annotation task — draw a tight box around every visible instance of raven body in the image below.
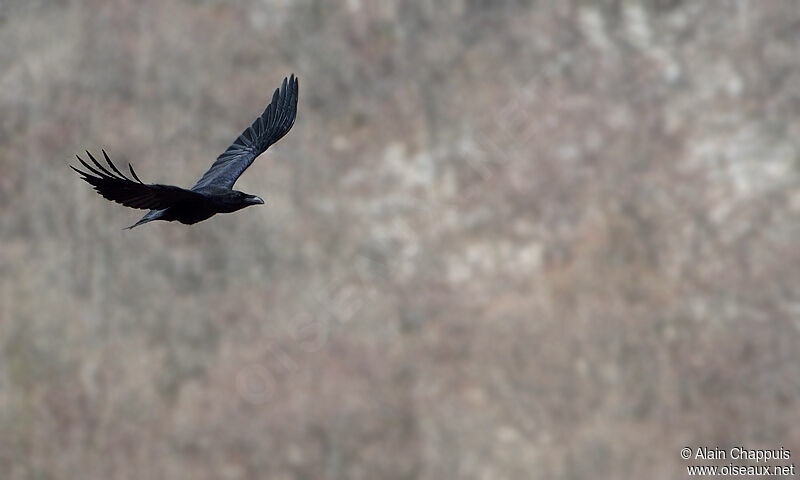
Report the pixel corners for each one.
[72,74,298,229]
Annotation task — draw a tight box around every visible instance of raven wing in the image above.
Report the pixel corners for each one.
[72,150,206,210]
[191,74,298,190]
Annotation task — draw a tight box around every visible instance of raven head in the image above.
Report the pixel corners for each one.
[212,190,265,213]
[228,190,263,205]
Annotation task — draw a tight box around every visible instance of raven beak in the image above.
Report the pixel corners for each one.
[249,195,264,205]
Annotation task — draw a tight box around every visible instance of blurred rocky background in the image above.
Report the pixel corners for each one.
[1,0,799,478]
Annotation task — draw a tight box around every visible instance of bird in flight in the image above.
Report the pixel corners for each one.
[72,74,298,229]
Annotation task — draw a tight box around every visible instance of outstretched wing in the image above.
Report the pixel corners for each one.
[192,74,299,190]
[72,150,206,210]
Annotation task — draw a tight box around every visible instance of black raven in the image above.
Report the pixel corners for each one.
[72,74,299,229]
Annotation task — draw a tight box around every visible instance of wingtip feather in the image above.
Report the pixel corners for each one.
[128,163,144,183]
